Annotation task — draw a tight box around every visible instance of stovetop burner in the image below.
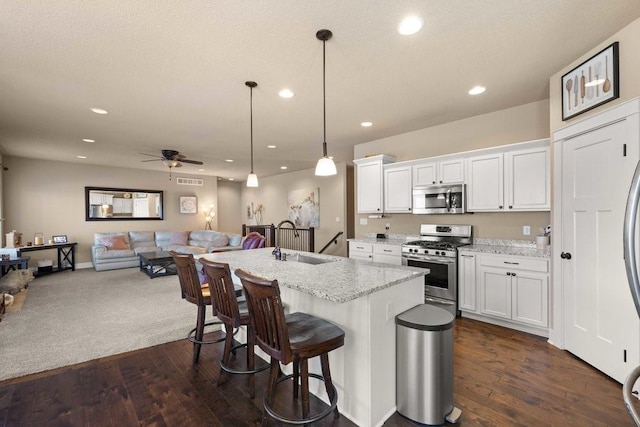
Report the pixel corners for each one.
[404,240,464,250]
[401,224,472,258]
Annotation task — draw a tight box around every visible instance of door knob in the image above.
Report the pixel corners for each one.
[560,252,572,259]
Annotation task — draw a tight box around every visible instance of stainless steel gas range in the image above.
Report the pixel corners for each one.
[401,224,472,316]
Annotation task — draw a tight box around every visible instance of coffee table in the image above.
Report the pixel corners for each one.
[139,251,177,279]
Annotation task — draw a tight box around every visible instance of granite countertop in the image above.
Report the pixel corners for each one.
[459,238,551,259]
[197,248,425,303]
[347,233,416,247]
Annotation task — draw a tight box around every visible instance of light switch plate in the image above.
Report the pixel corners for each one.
[523,225,531,235]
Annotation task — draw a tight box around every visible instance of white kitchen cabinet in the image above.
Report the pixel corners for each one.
[467,141,550,212]
[413,158,464,186]
[354,155,395,213]
[349,241,373,262]
[372,243,402,265]
[383,164,412,213]
[457,251,477,312]
[505,146,550,210]
[460,251,549,336]
[112,198,133,214]
[477,253,549,329]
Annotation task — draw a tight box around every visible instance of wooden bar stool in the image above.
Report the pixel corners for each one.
[200,259,268,398]
[235,269,345,425]
[170,251,226,364]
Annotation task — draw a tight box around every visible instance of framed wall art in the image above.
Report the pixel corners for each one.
[52,235,68,244]
[179,196,197,214]
[562,42,619,121]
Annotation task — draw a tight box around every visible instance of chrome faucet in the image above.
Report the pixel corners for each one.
[275,220,300,251]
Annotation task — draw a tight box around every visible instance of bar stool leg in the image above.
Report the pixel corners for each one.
[247,326,256,399]
[194,305,206,364]
[218,326,235,385]
[293,358,300,399]
[300,358,310,419]
[263,358,280,426]
[320,353,340,419]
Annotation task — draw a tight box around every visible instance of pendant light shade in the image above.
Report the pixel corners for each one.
[315,29,337,177]
[246,81,259,187]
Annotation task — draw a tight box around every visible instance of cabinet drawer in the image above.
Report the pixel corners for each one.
[349,242,373,253]
[479,254,548,273]
[373,244,401,256]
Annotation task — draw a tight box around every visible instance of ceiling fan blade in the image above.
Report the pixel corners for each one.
[180,159,204,165]
[141,159,162,162]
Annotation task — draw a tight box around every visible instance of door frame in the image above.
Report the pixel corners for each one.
[551,97,640,348]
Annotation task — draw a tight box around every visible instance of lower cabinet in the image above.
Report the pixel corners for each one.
[348,241,402,265]
[459,251,549,336]
[349,242,373,262]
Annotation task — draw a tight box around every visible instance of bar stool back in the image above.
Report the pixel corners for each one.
[200,258,267,398]
[170,251,225,364]
[235,268,345,425]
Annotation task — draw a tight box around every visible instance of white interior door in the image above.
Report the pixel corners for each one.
[561,119,640,383]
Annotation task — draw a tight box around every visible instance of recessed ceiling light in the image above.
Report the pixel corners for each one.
[82,138,95,143]
[468,86,486,95]
[77,155,87,159]
[361,121,373,127]
[198,168,205,172]
[267,145,277,149]
[280,166,288,170]
[228,178,234,181]
[225,159,234,163]
[398,16,423,35]
[90,107,108,114]
[278,89,294,98]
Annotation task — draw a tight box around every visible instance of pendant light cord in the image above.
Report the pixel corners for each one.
[250,85,254,173]
[322,37,327,157]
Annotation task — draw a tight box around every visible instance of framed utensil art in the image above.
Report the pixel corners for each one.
[562,42,619,121]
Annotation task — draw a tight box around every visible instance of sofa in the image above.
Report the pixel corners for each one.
[91,230,244,271]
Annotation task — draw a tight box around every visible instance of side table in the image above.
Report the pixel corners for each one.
[0,256,30,277]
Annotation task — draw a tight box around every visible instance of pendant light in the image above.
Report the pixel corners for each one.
[246,81,259,187]
[315,29,337,176]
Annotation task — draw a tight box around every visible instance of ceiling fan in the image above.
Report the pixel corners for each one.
[140,149,204,179]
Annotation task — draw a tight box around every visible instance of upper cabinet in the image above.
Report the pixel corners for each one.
[384,164,412,213]
[354,155,396,213]
[413,158,465,186]
[467,140,550,212]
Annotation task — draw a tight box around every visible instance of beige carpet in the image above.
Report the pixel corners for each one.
[0,268,202,382]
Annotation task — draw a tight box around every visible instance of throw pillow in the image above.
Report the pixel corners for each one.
[168,231,189,246]
[99,235,128,250]
[228,234,242,246]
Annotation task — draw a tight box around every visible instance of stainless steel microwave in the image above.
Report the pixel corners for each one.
[412,184,466,214]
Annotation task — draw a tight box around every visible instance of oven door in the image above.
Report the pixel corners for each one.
[402,255,457,301]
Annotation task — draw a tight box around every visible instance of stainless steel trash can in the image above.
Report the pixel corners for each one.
[396,304,458,425]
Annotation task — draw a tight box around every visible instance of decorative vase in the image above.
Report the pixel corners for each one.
[256,211,262,225]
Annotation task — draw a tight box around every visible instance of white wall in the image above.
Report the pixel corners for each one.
[353,100,551,240]
[3,157,219,265]
[240,163,349,256]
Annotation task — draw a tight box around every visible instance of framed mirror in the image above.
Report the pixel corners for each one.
[85,187,164,221]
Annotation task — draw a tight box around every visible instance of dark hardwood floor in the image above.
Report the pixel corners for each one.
[0,317,635,426]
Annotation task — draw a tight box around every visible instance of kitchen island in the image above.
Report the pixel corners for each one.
[198,248,425,427]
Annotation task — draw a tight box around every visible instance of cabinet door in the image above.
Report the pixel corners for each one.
[357,160,383,213]
[438,158,465,184]
[467,153,504,211]
[505,147,550,211]
[511,271,548,327]
[350,252,373,262]
[384,165,412,213]
[458,252,477,312]
[479,266,511,319]
[413,162,437,186]
[372,253,401,265]
[373,244,402,265]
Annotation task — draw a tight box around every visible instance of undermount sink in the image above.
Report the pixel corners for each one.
[290,254,335,265]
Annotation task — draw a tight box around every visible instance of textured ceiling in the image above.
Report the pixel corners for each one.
[1,1,639,181]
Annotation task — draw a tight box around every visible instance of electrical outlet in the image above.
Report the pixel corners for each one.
[385,223,391,230]
[523,225,531,235]
[386,302,394,322]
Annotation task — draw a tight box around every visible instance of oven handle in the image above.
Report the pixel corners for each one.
[402,255,456,264]
[425,297,455,305]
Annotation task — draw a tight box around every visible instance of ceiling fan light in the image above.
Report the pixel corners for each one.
[246,173,259,187]
[315,156,337,176]
[162,159,179,168]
